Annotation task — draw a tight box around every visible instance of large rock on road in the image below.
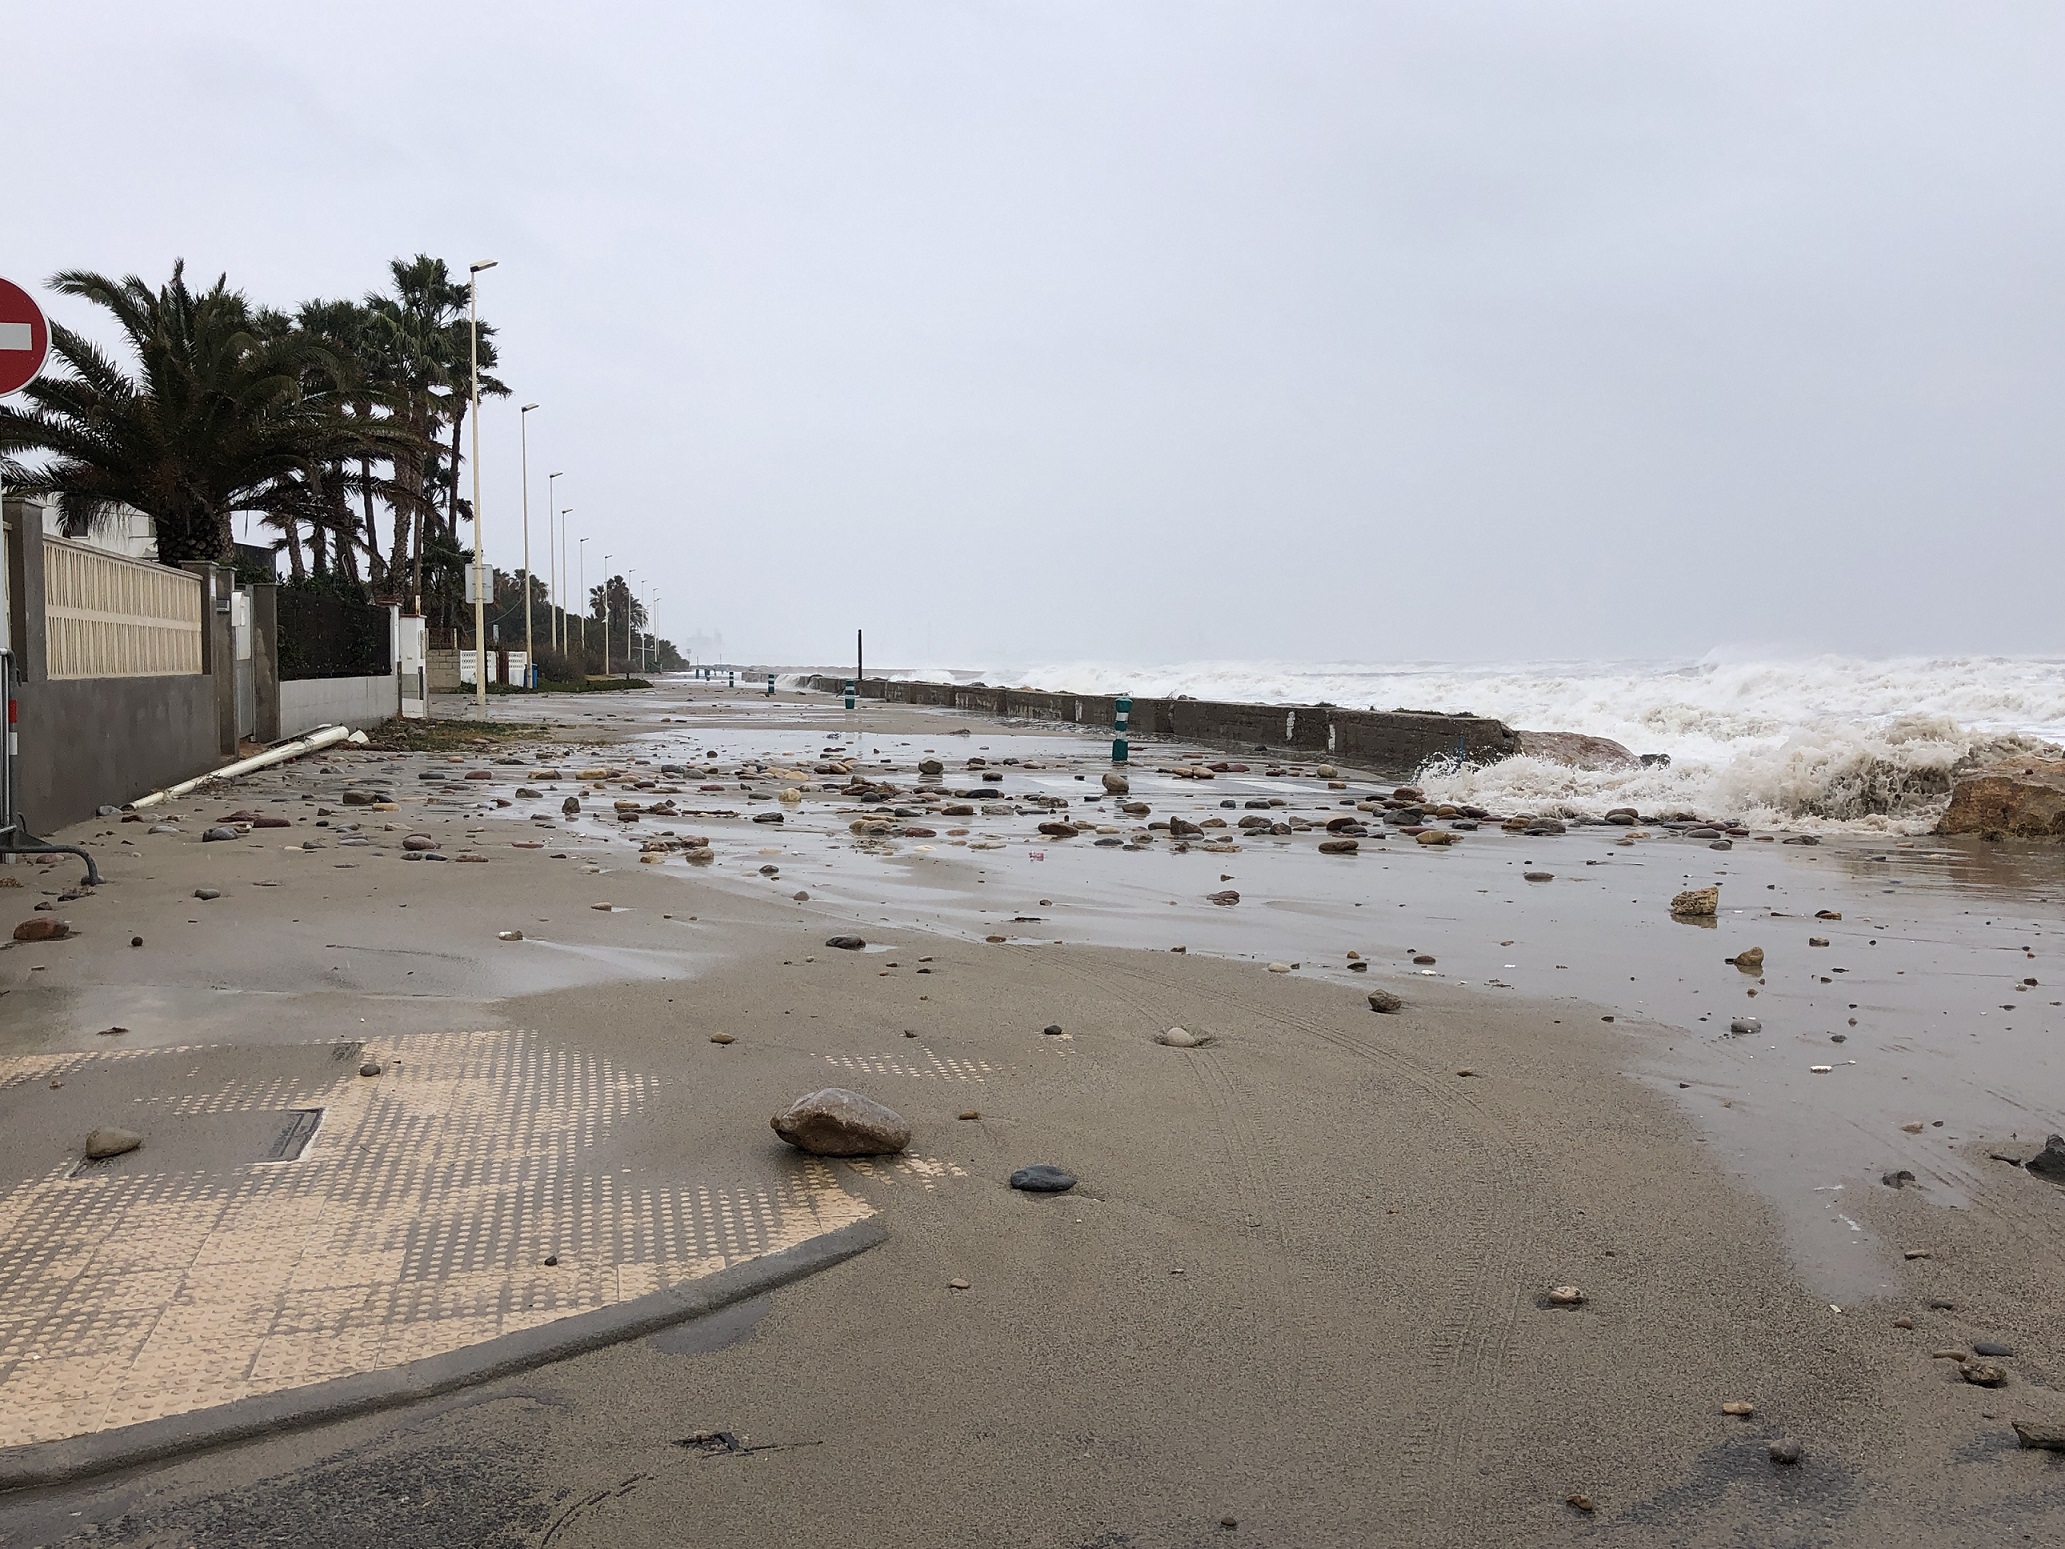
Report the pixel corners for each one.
[771,1088,912,1156]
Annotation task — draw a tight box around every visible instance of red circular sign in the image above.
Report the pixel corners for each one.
[0,278,50,397]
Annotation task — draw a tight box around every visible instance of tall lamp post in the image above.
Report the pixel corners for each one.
[545,470,564,651]
[519,403,539,686]
[577,534,588,657]
[466,258,497,718]
[624,568,637,679]
[601,553,613,677]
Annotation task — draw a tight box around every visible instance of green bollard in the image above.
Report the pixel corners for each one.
[844,678,856,710]
[1113,695,1131,763]
[766,673,776,697]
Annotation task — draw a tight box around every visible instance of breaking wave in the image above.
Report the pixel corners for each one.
[878,654,2065,832]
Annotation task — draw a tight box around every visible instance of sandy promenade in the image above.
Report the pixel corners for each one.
[2,684,2062,1547]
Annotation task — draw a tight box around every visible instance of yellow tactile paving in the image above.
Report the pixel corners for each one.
[821,1050,995,1082]
[0,1031,879,1450]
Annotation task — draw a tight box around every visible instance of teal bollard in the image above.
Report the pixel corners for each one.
[1113,695,1131,763]
[844,679,856,710]
[766,673,776,697]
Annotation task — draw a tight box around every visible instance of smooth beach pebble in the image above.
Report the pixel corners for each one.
[709,1033,735,1044]
[1267,962,1292,973]
[359,1062,381,1077]
[1721,1401,1755,1417]
[1768,1439,1804,1466]
[826,935,866,950]
[497,930,523,941]
[1544,1285,1586,1307]
[1009,1164,1077,1193]
[957,1109,980,1120]
[947,1278,972,1291]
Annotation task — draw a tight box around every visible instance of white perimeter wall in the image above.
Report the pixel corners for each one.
[280,675,397,737]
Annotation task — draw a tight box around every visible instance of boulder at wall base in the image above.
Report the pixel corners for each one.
[1938,760,2065,839]
[771,1088,912,1156]
[1512,730,1640,771]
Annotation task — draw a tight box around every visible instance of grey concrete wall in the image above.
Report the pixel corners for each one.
[251,584,281,743]
[13,675,222,832]
[801,675,1520,779]
[279,674,398,738]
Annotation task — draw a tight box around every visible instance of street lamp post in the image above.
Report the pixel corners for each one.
[624,568,637,679]
[601,553,613,678]
[576,534,588,657]
[519,404,539,687]
[545,471,564,652]
[466,259,497,717]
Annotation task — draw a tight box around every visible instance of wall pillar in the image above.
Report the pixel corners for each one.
[250,582,280,743]
[4,497,48,683]
[181,562,237,756]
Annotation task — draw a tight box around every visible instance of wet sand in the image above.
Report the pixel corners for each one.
[2,683,2063,1546]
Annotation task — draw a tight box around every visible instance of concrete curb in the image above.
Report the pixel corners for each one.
[0,1217,885,1494]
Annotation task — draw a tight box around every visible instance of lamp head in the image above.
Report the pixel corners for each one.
[470,259,499,273]
[521,402,539,413]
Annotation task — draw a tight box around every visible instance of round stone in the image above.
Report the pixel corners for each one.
[1009,1164,1077,1193]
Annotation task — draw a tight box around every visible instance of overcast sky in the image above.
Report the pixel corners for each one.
[15,3,2064,668]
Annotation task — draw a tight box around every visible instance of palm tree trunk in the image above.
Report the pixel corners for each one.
[283,521,306,581]
[445,397,464,539]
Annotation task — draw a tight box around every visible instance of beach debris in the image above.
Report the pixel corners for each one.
[1721,1401,1755,1417]
[1544,1285,1586,1307]
[771,1088,911,1156]
[1809,936,1830,947]
[1523,871,1553,882]
[1367,990,1403,1014]
[1102,772,1129,794]
[1728,1017,1762,1035]
[1670,886,1719,917]
[1009,1164,1077,1193]
[1810,1064,1834,1074]
[97,1025,128,1037]
[2024,1134,2065,1179]
[84,1127,143,1160]
[1972,1339,2016,1357]
[359,1061,382,1077]
[1208,889,1240,906]
[1960,1361,2008,1388]
[1412,831,1453,847]
[2013,1420,2065,1451]
[1816,909,1843,920]
[498,930,523,941]
[202,826,238,842]
[1564,1495,1595,1514]
[958,1109,980,1120]
[14,918,73,942]
[1882,1170,1917,1188]
[1266,962,1293,973]
[1156,1027,1208,1047]
[947,1278,971,1290]
[1318,838,1361,855]
[1042,1024,1064,1036]
[825,936,866,950]
[1767,1438,1804,1466]
[752,812,784,824]
[192,887,220,901]
[1731,946,1765,970]
[710,1033,735,1044]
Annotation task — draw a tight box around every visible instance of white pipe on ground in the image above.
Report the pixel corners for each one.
[128,724,365,809]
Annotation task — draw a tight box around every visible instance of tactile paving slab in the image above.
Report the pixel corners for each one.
[0,1031,875,1449]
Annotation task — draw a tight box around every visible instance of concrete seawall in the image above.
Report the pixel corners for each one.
[798,675,1518,778]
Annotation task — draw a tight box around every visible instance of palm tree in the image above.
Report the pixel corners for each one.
[0,265,344,565]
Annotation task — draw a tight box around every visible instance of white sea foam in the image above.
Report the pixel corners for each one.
[874,655,2065,831]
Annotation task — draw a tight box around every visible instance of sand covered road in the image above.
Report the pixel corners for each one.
[2,688,2062,1546]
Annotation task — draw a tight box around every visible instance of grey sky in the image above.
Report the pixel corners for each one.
[16,3,2063,666]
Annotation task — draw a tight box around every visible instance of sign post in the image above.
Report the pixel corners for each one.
[0,277,100,884]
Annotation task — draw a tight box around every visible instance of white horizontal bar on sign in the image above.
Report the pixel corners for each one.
[0,323,32,350]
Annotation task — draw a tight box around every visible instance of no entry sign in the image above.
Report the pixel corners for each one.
[0,278,49,397]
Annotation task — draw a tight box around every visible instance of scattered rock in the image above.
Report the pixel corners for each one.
[97,1025,128,1037]
[1882,1170,1917,1188]
[1042,1024,1064,1036]
[1960,1361,2008,1388]
[1767,1438,1803,1466]
[1523,871,1553,882]
[1721,1401,1755,1417]
[359,1061,382,1077]
[2023,1134,2065,1179]
[1318,838,1361,855]
[1156,1027,1207,1047]
[1670,886,1719,917]
[947,1278,971,1291]
[1972,1340,2017,1358]
[1564,1495,1595,1514]
[1413,831,1454,847]
[1267,962,1293,973]
[710,1033,735,1044]
[84,1127,142,1160]
[1367,991,1403,1014]
[1102,772,1129,795]
[1728,1017,1762,1036]
[957,1109,980,1121]
[2012,1420,2065,1451]
[1733,946,1765,970]
[498,930,523,941]
[792,891,810,902]
[130,936,143,947]
[1808,936,1830,948]
[402,835,437,851]
[202,826,238,842]
[826,935,866,951]
[1544,1285,1586,1307]
[1009,1164,1077,1193]
[770,1088,911,1156]
[1207,889,1240,905]
[193,887,220,901]
[13,918,72,942]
